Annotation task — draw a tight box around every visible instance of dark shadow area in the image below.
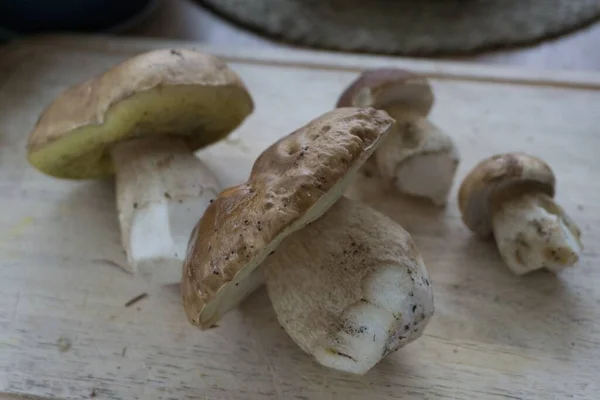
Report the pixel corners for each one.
[46,178,126,268]
[431,231,584,355]
[346,169,448,234]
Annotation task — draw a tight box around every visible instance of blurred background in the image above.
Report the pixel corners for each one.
[1,0,599,71]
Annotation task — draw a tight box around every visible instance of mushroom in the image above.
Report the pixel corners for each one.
[182,107,393,327]
[26,49,254,283]
[337,68,460,205]
[183,107,434,374]
[265,196,434,375]
[459,152,583,275]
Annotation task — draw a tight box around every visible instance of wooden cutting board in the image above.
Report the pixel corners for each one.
[0,35,599,400]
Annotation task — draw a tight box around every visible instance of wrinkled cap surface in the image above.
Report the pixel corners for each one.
[27,48,254,179]
[336,68,434,117]
[182,107,394,328]
[459,152,556,237]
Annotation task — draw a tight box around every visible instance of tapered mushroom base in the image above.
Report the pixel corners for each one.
[374,117,459,206]
[394,152,459,206]
[312,264,432,374]
[111,137,220,283]
[265,197,434,375]
[492,192,582,275]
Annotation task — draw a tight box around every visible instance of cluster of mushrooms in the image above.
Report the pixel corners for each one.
[26,49,583,375]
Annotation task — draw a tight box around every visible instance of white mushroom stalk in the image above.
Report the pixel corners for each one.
[337,68,460,205]
[492,192,582,275]
[112,137,220,282]
[265,197,434,375]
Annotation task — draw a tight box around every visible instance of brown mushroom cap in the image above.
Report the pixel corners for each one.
[336,68,434,117]
[458,152,556,237]
[182,107,394,328]
[27,48,254,179]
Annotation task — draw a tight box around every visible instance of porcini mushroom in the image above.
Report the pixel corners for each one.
[26,49,254,283]
[264,196,434,375]
[459,152,583,275]
[183,108,434,374]
[337,68,460,205]
[182,107,394,328]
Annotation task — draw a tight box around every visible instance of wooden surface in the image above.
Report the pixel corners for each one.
[1,35,600,400]
[128,0,600,72]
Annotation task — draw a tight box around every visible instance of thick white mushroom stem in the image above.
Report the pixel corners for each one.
[265,197,434,375]
[111,137,220,283]
[492,192,583,275]
[374,111,459,205]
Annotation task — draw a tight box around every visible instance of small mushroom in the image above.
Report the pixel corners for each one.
[459,152,583,275]
[182,107,394,328]
[337,68,460,205]
[265,196,434,375]
[27,49,254,283]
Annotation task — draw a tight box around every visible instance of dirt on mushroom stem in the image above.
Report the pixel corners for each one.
[492,192,582,275]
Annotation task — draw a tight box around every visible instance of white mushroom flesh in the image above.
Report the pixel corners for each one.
[492,192,582,275]
[374,115,459,205]
[111,137,219,283]
[265,197,434,375]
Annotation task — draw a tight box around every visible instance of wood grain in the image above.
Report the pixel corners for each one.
[0,36,599,399]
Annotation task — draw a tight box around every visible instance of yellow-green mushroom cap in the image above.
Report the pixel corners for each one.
[27,48,254,179]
